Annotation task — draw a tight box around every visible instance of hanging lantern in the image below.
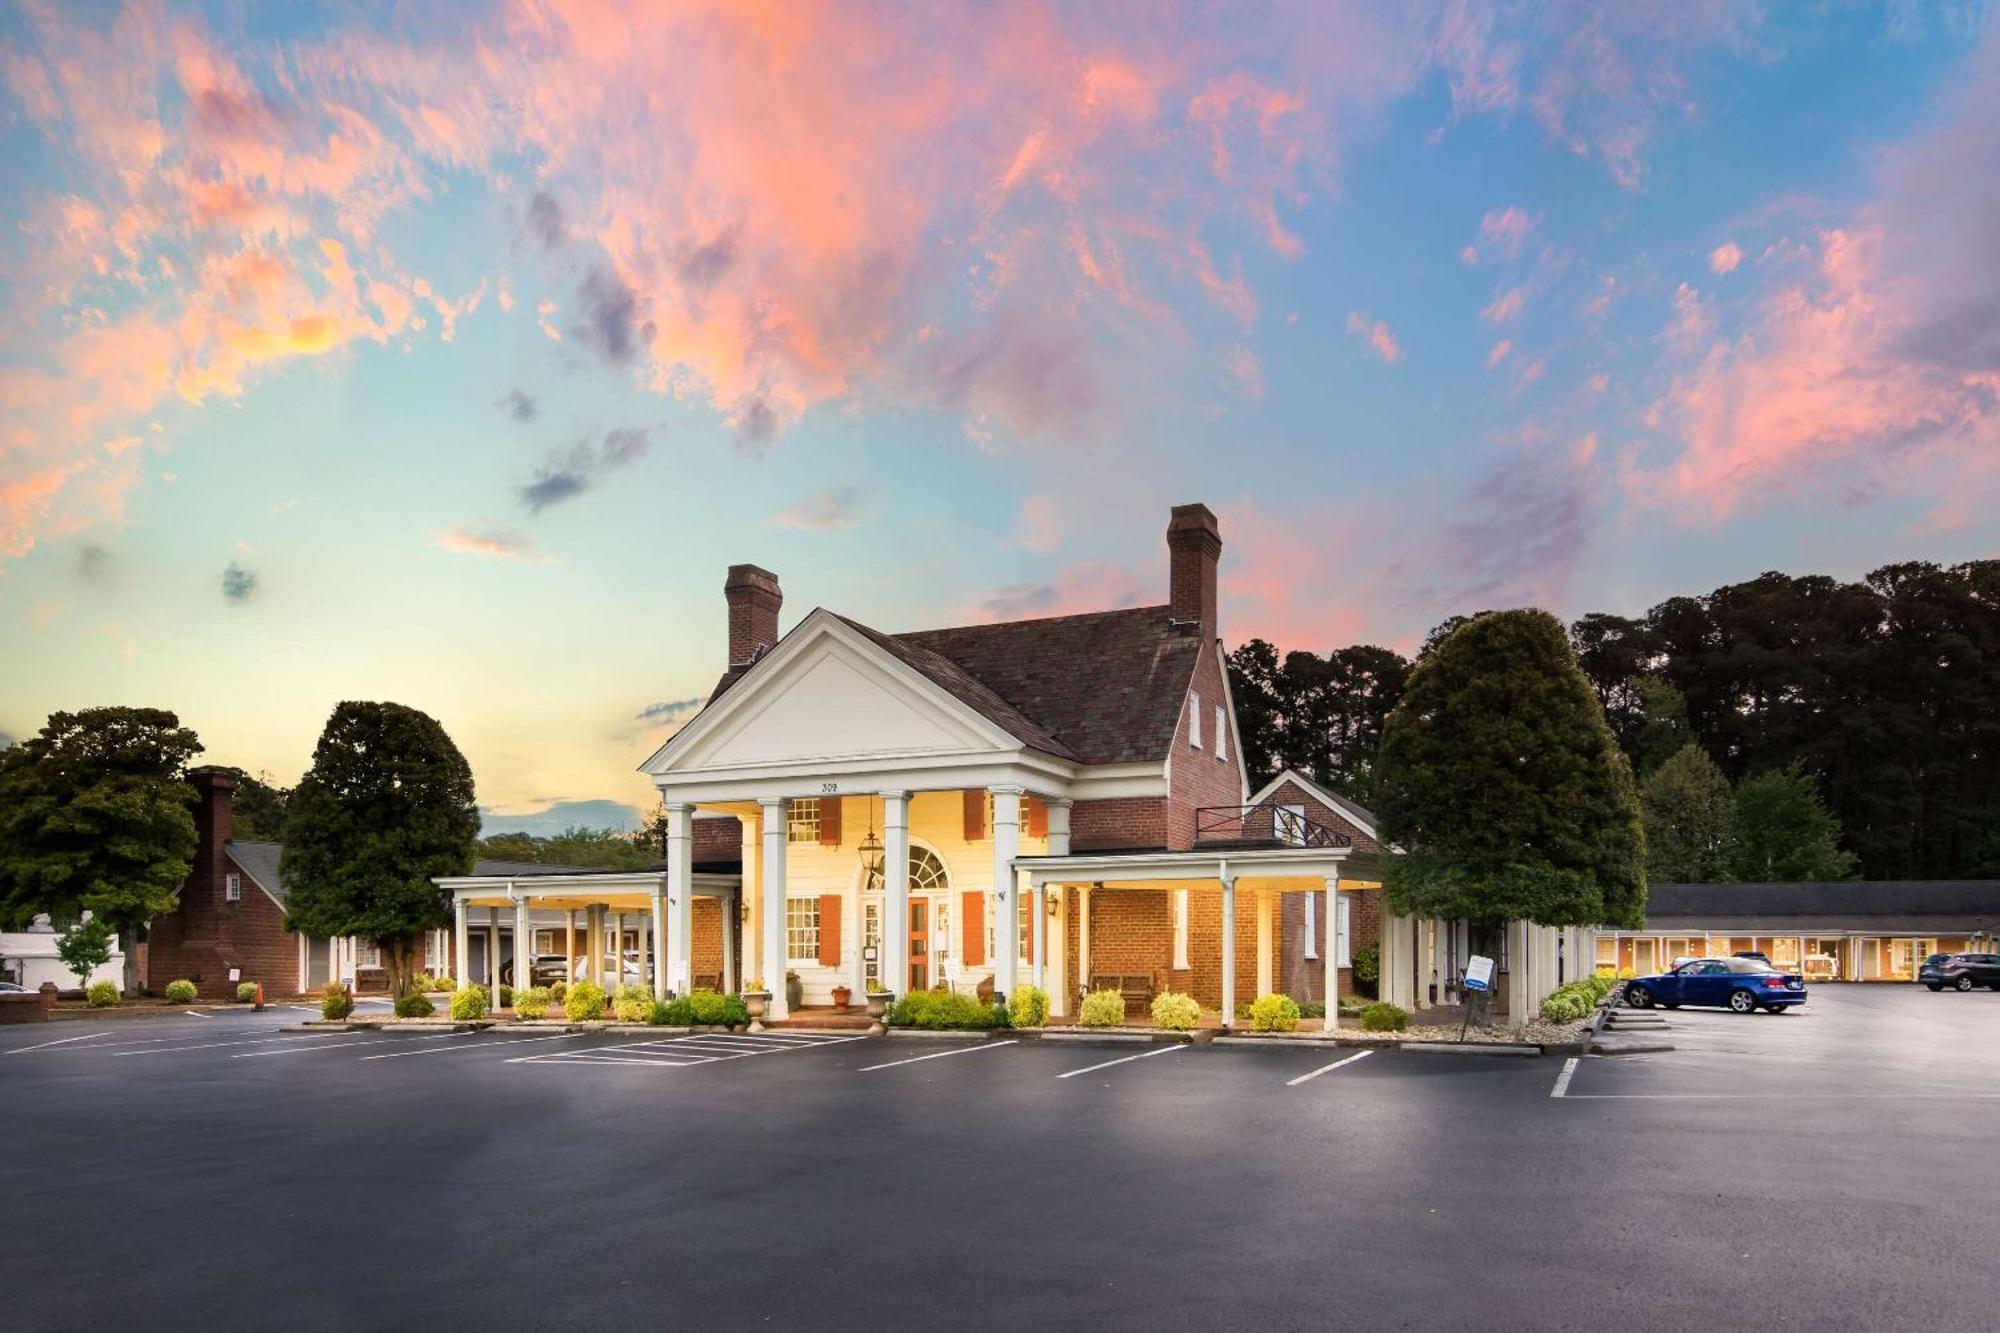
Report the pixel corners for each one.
[858,807,885,889]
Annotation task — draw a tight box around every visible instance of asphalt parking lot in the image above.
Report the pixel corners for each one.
[4,986,1997,1332]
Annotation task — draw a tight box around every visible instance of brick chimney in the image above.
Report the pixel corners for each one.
[724,564,783,668]
[189,766,237,856]
[184,767,237,945]
[1166,503,1222,635]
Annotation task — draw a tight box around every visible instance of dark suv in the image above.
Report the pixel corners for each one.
[1919,953,2000,992]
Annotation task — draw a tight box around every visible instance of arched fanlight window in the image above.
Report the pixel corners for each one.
[908,845,949,892]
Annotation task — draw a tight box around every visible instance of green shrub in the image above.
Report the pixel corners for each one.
[1008,985,1049,1029]
[1539,989,1592,1022]
[887,988,1008,1030]
[86,979,121,1007]
[449,985,489,1020]
[1336,994,1371,1016]
[1078,989,1127,1027]
[549,980,567,1003]
[1352,943,1381,998]
[565,980,607,1021]
[613,985,653,1023]
[1150,991,1200,1030]
[651,995,693,1025]
[499,985,514,1008]
[1297,1000,1326,1020]
[1358,1001,1408,1032]
[513,986,551,1018]
[234,981,259,1003]
[163,979,198,1005]
[321,984,353,1020]
[394,991,436,1018]
[1248,993,1300,1032]
[691,990,747,1026]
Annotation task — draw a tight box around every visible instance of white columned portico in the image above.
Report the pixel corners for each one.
[453,897,470,989]
[565,911,577,986]
[650,888,668,1002]
[1220,875,1237,1029]
[1324,872,1340,1031]
[486,908,501,993]
[723,894,739,992]
[991,786,1022,1001]
[882,792,910,994]
[759,798,788,1018]
[666,803,693,998]
[513,893,531,1004]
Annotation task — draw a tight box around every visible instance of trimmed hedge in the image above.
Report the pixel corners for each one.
[650,989,749,1027]
[321,984,353,1021]
[1539,973,1615,1022]
[87,979,120,1007]
[888,988,1008,1030]
[1358,1001,1408,1032]
[235,981,259,1003]
[449,985,489,1020]
[163,979,198,1005]
[514,986,552,1019]
[1078,989,1126,1027]
[394,991,436,1018]
[1008,985,1049,1029]
[565,980,607,1021]
[612,985,653,1023]
[1151,991,1200,1030]
[1248,993,1300,1033]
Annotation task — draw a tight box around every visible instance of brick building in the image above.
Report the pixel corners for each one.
[441,501,1587,1026]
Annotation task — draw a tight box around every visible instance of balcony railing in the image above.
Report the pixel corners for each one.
[1193,804,1352,849]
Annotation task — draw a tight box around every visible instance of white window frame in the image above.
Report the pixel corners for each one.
[357,940,382,969]
[1336,896,1352,969]
[1304,893,1318,960]
[786,897,821,964]
[786,798,821,844]
[224,872,242,902]
[1275,803,1307,846]
[1017,891,1031,964]
[1172,889,1190,970]
[1189,692,1203,750]
[1215,705,1228,761]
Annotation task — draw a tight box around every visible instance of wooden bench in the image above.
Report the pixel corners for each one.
[1089,973,1157,1017]
[692,973,723,993]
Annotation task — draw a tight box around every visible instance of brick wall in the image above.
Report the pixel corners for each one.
[1070,797,1168,852]
[1275,888,1384,1001]
[1064,885,1316,1013]
[147,848,302,999]
[1166,639,1246,850]
[693,815,742,863]
[1257,776,1378,852]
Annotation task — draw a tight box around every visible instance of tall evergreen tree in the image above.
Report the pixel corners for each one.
[1641,743,1736,883]
[281,702,479,996]
[1376,610,1646,929]
[1728,764,1857,882]
[0,707,203,993]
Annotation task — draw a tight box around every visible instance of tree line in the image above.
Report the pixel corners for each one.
[1231,559,2000,884]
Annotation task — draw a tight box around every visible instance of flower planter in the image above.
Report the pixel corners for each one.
[865,990,891,1034]
[743,990,771,1032]
[831,986,853,1012]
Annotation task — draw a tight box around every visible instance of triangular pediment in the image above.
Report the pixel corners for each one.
[646,611,1018,775]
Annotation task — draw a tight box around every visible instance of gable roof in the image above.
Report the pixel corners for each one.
[1246,768,1380,840]
[225,840,610,907]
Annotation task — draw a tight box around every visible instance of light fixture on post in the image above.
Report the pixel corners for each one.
[858,802,885,891]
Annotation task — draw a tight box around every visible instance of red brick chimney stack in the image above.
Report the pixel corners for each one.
[189,766,236,852]
[1166,503,1222,635]
[724,564,783,667]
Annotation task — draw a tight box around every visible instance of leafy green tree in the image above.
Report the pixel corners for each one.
[1628,677,1692,778]
[1641,744,1735,883]
[1376,610,1646,929]
[473,832,543,863]
[0,708,203,992]
[1226,639,1411,804]
[1728,764,1857,881]
[215,768,291,840]
[55,915,117,990]
[538,826,654,870]
[280,702,479,996]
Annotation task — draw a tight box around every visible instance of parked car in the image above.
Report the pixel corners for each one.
[1919,953,2000,992]
[1625,957,1807,1013]
[499,954,572,988]
[1733,950,1771,964]
[0,980,27,993]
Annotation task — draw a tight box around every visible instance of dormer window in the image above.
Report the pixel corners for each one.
[224,873,241,902]
[1189,692,1202,750]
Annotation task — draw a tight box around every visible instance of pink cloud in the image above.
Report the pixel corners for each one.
[432,523,547,562]
[1486,339,1513,368]
[1709,241,1744,275]
[1481,285,1527,324]
[1016,494,1062,555]
[1344,310,1404,364]
[1477,206,1533,260]
[770,487,864,531]
[1223,345,1264,400]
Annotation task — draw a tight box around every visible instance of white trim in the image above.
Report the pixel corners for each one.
[222,848,289,910]
[1189,690,1202,750]
[1211,637,1252,803]
[1215,704,1228,762]
[1244,767,1379,841]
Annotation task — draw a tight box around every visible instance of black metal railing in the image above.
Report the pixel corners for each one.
[1193,804,1352,849]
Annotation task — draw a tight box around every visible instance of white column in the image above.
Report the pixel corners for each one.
[1032,882,1047,993]
[1220,876,1237,1029]
[614,913,627,991]
[1046,799,1072,855]
[1323,873,1340,1031]
[882,792,910,994]
[585,905,601,987]
[667,803,693,997]
[850,879,868,1000]
[565,911,576,986]
[723,895,739,992]
[1255,889,1273,998]
[1078,885,1093,1003]
[759,798,788,1018]
[486,908,501,993]
[650,889,668,1001]
[513,896,532,1005]
[991,785,1022,1001]
[453,896,470,989]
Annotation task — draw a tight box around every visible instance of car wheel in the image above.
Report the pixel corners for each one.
[1926,984,1943,992]
[1627,986,1654,1009]
[1956,975,1975,992]
[1728,989,1757,1013]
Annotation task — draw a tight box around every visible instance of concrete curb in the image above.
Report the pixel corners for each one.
[1401,1041,1543,1057]
[1591,1039,1675,1056]
[883,1028,998,1041]
[1039,1030,1188,1045]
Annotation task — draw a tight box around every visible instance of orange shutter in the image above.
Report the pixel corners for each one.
[818,893,842,968]
[961,891,985,966]
[963,789,986,841]
[1025,797,1047,838]
[819,796,842,847]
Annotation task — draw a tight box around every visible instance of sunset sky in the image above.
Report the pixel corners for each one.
[3,1,1997,828]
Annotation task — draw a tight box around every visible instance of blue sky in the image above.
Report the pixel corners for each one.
[3,1,1996,826]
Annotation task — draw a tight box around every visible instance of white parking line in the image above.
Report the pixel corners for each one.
[1550,1056,1579,1098]
[1056,1044,1186,1080]
[117,1034,324,1057]
[359,1033,582,1060]
[232,1038,390,1058]
[3,1031,111,1055]
[1286,1049,1374,1087]
[184,1010,214,1018]
[510,1031,870,1068]
[857,1040,1017,1072]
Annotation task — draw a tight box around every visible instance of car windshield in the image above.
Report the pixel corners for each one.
[1724,957,1781,974]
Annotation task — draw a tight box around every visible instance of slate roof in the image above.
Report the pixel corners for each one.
[1643,881,2000,929]
[225,841,615,903]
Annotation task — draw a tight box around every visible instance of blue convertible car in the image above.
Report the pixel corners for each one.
[1625,957,1808,1014]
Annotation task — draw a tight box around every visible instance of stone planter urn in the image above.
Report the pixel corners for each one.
[743,989,771,1032]
[865,989,892,1034]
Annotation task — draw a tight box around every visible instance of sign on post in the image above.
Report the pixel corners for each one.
[1463,954,1494,992]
